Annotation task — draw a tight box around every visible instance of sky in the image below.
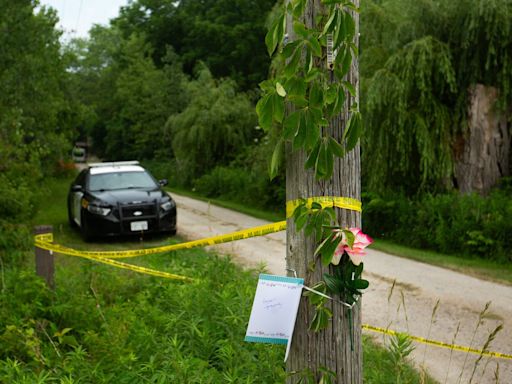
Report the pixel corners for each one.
[40,0,129,39]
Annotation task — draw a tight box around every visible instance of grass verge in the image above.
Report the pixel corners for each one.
[168,187,285,223]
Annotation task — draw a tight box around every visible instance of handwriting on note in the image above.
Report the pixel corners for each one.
[245,274,304,344]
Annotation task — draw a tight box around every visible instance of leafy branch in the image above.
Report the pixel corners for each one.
[257,0,362,180]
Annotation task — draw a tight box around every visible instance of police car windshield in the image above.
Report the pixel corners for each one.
[89,171,157,191]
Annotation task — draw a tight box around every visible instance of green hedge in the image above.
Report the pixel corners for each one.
[144,159,285,214]
[362,182,512,262]
[193,166,285,213]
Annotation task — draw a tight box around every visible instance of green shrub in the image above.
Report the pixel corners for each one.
[193,166,285,213]
[363,186,512,262]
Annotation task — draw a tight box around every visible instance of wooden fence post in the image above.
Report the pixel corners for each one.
[34,225,54,289]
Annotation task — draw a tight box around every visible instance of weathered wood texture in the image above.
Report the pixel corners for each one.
[454,84,511,195]
[34,225,54,289]
[285,1,361,382]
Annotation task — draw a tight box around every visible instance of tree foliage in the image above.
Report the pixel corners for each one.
[0,0,76,221]
[114,0,275,90]
[361,0,512,194]
[0,0,82,264]
[167,67,257,182]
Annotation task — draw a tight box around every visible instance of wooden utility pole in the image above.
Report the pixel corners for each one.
[286,1,361,382]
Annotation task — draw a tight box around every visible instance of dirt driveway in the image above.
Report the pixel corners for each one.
[172,193,512,383]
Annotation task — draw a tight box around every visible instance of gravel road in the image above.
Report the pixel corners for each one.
[172,193,512,384]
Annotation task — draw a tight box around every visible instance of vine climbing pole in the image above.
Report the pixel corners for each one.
[285,1,361,383]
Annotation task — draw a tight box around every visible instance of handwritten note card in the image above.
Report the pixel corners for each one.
[245,274,304,360]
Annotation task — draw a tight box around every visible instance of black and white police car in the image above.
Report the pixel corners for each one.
[67,161,177,240]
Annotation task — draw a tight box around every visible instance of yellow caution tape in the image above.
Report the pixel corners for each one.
[362,324,512,360]
[286,196,362,218]
[34,221,287,259]
[37,233,54,243]
[34,234,193,281]
[33,195,359,280]
[78,254,194,282]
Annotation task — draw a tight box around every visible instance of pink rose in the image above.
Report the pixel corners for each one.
[332,228,373,266]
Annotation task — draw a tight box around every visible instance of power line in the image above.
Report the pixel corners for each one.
[75,0,84,34]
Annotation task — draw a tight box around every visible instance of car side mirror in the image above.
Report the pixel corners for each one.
[159,179,168,187]
[71,185,83,192]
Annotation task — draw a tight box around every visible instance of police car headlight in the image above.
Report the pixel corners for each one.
[160,200,174,212]
[87,203,111,216]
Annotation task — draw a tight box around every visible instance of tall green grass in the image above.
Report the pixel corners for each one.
[0,176,436,383]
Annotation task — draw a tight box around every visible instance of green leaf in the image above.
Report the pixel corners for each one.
[323,273,343,293]
[320,233,342,265]
[322,10,337,36]
[323,139,334,179]
[304,108,321,150]
[265,12,285,57]
[283,110,302,139]
[333,8,343,49]
[313,305,332,332]
[307,36,322,57]
[316,140,327,178]
[61,335,78,346]
[293,21,308,39]
[285,77,307,99]
[258,79,275,92]
[309,82,323,108]
[282,40,300,58]
[344,11,356,40]
[311,202,322,210]
[328,136,345,157]
[342,228,355,248]
[272,94,285,123]
[345,111,362,151]
[352,279,369,290]
[325,86,337,104]
[276,82,287,97]
[265,27,277,57]
[332,87,346,116]
[269,138,284,180]
[283,47,302,78]
[292,204,303,221]
[256,95,273,131]
[295,211,309,231]
[305,68,321,83]
[342,81,356,97]
[304,282,327,305]
[293,111,307,150]
[305,140,321,169]
[340,49,352,77]
[292,0,307,18]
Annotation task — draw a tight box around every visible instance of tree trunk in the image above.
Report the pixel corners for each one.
[285,1,362,382]
[454,84,511,195]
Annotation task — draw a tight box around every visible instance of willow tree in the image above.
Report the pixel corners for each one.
[362,0,512,195]
[258,0,365,382]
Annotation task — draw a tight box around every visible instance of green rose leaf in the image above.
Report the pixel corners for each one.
[352,279,370,290]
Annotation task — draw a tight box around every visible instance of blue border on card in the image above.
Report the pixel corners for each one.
[259,273,304,285]
[244,336,289,345]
